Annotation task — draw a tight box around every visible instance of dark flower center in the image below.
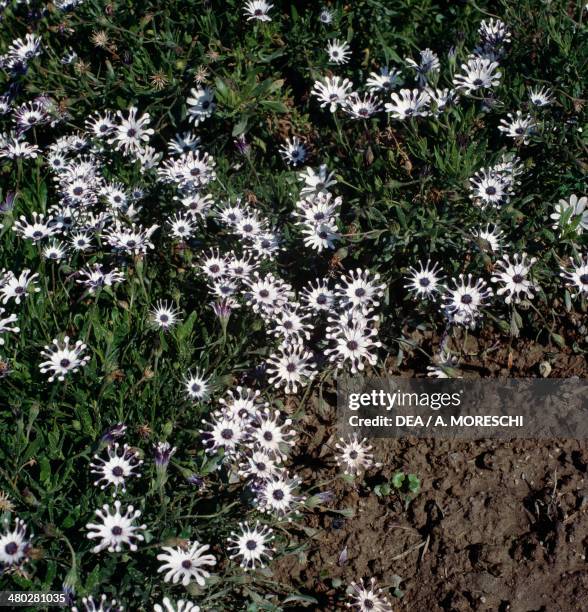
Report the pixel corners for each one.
[286,362,297,373]
[580,274,588,285]
[486,186,497,195]
[263,431,273,441]
[182,559,192,569]
[60,359,71,368]
[273,489,285,501]
[512,274,524,283]
[221,428,233,440]
[159,314,169,323]
[246,539,257,550]
[461,294,473,305]
[127,128,137,138]
[112,466,124,477]
[73,187,83,196]
[349,450,358,460]
[5,542,18,555]
[111,526,123,536]
[317,294,327,304]
[355,288,366,297]
[347,340,359,350]
[259,289,270,299]
[515,127,524,135]
[33,231,43,239]
[419,278,430,287]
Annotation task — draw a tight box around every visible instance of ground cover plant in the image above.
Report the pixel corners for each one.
[0,0,587,609]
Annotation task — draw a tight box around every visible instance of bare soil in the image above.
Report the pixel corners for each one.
[274,335,588,611]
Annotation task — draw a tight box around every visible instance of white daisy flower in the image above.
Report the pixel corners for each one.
[347,577,393,611]
[153,598,199,612]
[109,107,154,154]
[150,301,182,331]
[12,212,58,242]
[471,224,505,253]
[102,223,158,255]
[246,408,296,459]
[76,264,125,294]
[0,269,40,305]
[168,131,201,155]
[311,76,354,113]
[218,386,264,422]
[469,167,513,208]
[238,450,282,481]
[325,318,381,374]
[560,255,588,297]
[404,260,444,299]
[334,268,386,313]
[270,304,314,345]
[479,18,511,47]
[366,67,403,93]
[200,412,246,457]
[70,232,95,252]
[345,92,381,119]
[335,434,381,476]
[71,594,123,612]
[243,272,294,317]
[279,136,307,166]
[301,221,340,252]
[497,110,536,144]
[184,369,211,402]
[39,336,90,382]
[266,343,316,394]
[186,87,216,125]
[528,85,553,107]
[405,48,440,86]
[443,274,493,328]
[298,164,338,196]
[384,88,430,120]
[42,241,68,262]
[226,251,257,280]
[326,38,351,64]
[227,521,274,570]
[168,212,197,241]
[199,249,228,279]
[300,278,335,312]
[255,473,304,519]
[550,194,588,234]
[178,191,214,219]
[319,8,334,24]
[156,541,216,586]
[453,57,501,95]
[85,111,116,138]
[0,308,19,346]
[0,518,32,568]
[0,137,41,159]
[90,443,143,496]
[243,0,273,22]
[86,500,145,553]
[491,253,538,304]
